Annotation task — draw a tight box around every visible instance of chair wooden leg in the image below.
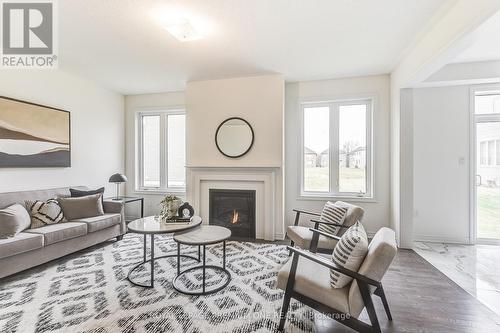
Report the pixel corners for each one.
[359,282,382,333]
[375,285,392,321]
[278,292,291,331]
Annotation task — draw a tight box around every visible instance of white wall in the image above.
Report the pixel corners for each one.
[185,75,284,168]
[0,70,124,196]
[285,75,391,235]
[412,85,471,243]
[124,91,185,216]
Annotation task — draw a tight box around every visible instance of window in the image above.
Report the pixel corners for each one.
[479,139,500,166]
[301,99,372,198]
[137,109,186,192]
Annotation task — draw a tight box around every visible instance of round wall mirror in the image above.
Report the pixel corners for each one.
[215,117,254,158]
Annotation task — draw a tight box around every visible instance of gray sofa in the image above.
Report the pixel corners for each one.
[0,186,125,278]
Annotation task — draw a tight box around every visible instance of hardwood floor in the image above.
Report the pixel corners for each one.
[315,249,500,332]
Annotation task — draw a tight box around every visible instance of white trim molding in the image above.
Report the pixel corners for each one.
[186,167,283,241]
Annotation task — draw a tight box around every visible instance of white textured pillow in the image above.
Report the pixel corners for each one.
[330,221,368,288]
[25,199,65,229]
[0,204,31,238]
[318,201,348,235]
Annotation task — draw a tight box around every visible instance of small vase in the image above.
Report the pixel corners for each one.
[164,199,182,219]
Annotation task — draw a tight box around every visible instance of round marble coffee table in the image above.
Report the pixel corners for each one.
[172,225,232,295]
[127,215,202,288]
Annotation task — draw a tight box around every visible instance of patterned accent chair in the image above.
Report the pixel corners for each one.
[286,201,364,254]
[277,227,397,333]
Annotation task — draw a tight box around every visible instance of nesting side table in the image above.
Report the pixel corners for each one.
[173,225,232,295]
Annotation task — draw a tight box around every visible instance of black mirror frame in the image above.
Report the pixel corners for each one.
[215,117,254,158]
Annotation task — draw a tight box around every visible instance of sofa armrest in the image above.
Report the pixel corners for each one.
[103,200,126,234]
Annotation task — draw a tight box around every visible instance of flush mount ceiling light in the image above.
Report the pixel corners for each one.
[164,19,201,42]
[151,7,212,42]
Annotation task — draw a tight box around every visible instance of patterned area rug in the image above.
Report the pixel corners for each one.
[0,234,316,332]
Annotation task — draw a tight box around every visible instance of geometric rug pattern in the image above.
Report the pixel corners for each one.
[0,234,315,332]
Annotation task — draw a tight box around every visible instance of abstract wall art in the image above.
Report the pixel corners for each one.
[0,96,70,167]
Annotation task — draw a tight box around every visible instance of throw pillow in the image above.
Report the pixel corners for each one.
[58,193,104,220]
[0,204,31,238]
[330,221,368,288]
[318,201,348,235]
[70,187,105,203]
[25,199,65,229]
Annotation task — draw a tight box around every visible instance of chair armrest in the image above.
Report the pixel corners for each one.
[287,246,380,287]
[309,228,341,241]
[292,209,321,227]
[103,200,124,214]
[310,219,349,229]
[292,209,321,217]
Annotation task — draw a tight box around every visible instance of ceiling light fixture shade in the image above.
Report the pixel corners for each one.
[165,20,202,42]
[151,7,213,42]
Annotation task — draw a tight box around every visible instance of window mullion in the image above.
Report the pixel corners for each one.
[331,103,340,195]
[160,114,168,190]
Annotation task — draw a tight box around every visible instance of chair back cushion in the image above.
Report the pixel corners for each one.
[318,201,348,235]
[348,227,397,318]
[330,222,368,288]
[334,201,365,237]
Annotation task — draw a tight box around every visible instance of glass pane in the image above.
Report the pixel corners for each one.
[338,104,367,194]
[497,140,500,166]
[488,141,495,166]
[167,114,186,188]
[142,115,160,187]
[303,106,329,192]
[475,94,500,114]
[476,122,500,239]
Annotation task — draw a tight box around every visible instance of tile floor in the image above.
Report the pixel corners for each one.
[414,241,500,316]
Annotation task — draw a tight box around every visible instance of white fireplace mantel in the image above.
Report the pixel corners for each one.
[186,167,283,240]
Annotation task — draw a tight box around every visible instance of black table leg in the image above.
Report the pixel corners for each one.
[202,245,206,294]
[177,242,181,276]
[140,198,144,218]
[150,234,155,288]
[198,245,201,262]
[143,234,147,263]
[223,241,226,269]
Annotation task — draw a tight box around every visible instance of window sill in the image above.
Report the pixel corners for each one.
[297,194,377,203]
[133,189,186,196]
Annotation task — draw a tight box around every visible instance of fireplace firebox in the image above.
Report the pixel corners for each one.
[209,189,256,238]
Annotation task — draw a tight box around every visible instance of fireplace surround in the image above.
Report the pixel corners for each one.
[209,189,256,238]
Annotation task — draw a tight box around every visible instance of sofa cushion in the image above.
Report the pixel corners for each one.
[277,255,351,314]
[0,232,44,259]
[24,222,87,245]
[0,203,31,238]
[58,194,104,220]
[72,213,121,233]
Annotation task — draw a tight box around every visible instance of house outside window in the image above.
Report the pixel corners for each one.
[300,98,373,198]
[136,108,186,192]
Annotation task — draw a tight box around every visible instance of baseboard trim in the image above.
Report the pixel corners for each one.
[413,234,470,244]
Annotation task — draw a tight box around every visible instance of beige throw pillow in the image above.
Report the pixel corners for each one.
[58,193,104,220]
[330,221,368,288]
[0,204,31,238]
[318,201,348,235]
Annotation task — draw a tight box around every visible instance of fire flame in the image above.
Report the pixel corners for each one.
[231,209,239,224]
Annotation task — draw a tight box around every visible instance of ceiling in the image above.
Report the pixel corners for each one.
[452,10,500,64]
[58,0,450,95]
